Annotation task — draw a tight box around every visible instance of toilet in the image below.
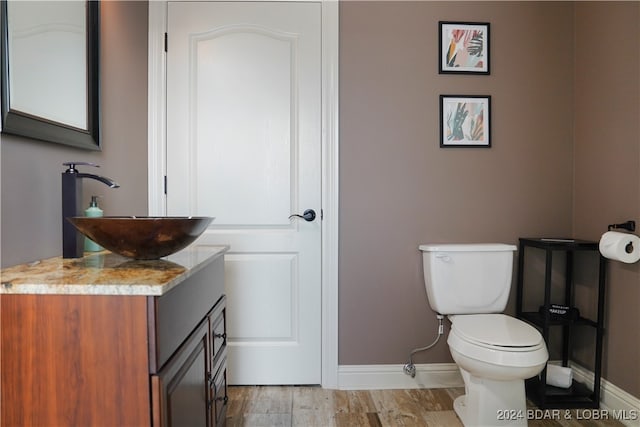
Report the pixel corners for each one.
[419,243,548,427]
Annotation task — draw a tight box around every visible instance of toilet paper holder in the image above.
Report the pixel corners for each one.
[607,220,635,232]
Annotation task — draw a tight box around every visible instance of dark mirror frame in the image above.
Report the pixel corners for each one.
[0,0,100,150]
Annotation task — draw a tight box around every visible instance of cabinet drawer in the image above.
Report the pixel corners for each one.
[149,256,225,372]
[209,297,226,364]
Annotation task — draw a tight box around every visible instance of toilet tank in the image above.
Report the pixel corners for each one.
[419,243,517,315]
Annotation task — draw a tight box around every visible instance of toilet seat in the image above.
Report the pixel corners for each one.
[447,313,548,370]
[449,313,543,351]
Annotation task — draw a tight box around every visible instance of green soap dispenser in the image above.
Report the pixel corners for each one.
[84,196,103,252]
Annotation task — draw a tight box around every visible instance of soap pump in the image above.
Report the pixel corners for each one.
[84,196,103,252]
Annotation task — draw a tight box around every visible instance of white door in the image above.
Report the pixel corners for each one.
[166,1,322,385]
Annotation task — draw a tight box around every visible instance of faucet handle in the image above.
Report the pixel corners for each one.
[63,162,100,172]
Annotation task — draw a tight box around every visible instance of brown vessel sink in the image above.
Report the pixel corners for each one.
[67,216,214,260]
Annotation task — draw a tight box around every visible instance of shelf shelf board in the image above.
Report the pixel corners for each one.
[526,378,599,409]
[519,238,599,251]
[520,312,598,328]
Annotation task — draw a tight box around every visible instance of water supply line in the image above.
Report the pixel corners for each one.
[403,314,445,378]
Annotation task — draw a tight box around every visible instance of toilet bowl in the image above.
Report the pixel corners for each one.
[447,314,548,427]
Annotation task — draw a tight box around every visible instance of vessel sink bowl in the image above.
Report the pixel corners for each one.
[68,216,214,260]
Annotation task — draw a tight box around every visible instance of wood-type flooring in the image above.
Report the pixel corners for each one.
[226,386,626,427]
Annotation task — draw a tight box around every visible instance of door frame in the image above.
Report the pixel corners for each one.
[147,0,339,388]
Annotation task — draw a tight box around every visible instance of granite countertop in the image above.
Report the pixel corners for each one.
[0,245,229,296]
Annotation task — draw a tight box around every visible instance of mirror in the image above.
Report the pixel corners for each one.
[0,0,100,150]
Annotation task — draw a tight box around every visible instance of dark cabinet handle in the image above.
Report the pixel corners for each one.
[289,209,316,222]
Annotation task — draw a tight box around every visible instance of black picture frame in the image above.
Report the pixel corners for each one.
[439,21,490,75]
[440,95,491,148]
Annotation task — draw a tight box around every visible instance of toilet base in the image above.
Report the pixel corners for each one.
[455,368,528,426]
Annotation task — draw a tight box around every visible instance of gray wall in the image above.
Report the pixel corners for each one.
[573,2,640,398]
[1,0,638,399]
[1,1,148,267]
[339,0,574,364]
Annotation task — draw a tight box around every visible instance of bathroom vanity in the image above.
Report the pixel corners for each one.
[0,246,228,427]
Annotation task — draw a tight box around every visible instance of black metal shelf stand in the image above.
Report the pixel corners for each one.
[516,238,606,409]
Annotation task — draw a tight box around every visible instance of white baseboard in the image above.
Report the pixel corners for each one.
[337,363,464,390]
[337,362,639,426]
[568,362,640,427]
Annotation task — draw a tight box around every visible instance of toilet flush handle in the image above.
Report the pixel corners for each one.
[435,253,452,262]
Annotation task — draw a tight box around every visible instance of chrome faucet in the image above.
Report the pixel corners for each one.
[62,162,120,258]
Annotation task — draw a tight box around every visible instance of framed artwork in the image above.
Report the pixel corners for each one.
[440,95,491,147]
[439,21,490,74]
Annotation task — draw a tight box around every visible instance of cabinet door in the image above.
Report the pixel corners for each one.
[210,359,228,426]
[152,320,210,427]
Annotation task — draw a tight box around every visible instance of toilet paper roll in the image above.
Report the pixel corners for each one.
[546,364,573,389]
[599,231,640,264]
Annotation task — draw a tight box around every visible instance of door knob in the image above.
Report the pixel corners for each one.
[289,209,316,222]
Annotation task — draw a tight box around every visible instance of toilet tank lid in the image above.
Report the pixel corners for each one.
[419,243,517,252]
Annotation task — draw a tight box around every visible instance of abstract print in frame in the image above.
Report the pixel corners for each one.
[439,21,490,74]
[440,95,491,147]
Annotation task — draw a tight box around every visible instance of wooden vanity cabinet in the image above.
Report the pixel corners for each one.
[0,251,227,427]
